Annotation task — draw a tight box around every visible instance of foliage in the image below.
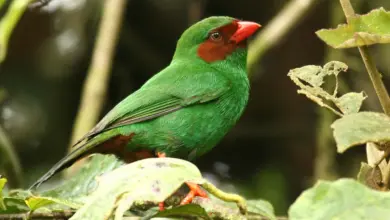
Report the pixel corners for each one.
[288,61,366,116]
[289,179,390,220]
[316,8,390,48]
[0,155,275,220]
[287,4,390,220]
[332,112,390,153]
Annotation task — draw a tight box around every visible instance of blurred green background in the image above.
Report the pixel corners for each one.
[1,0,390,215]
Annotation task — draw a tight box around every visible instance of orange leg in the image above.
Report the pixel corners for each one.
[180,182,208,205]
[156,152,208,210]
[157,152,167,211]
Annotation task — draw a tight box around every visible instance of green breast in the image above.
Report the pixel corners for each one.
[120,72,249,160]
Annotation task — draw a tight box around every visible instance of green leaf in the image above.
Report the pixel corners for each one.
[152,204,210,220]
[70,157,203,220]
[316,8,390,48]
[247,199,276,220]
[335,92,366,115]
[43,154,123,203]
[0,197,29,214]
[288,61,365,116]
[331,112,390,153]
[25,196,81,211]
[0,178,6,210]
[289,178,390,220]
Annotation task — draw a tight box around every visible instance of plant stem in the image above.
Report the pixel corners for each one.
[66,0,127,176]
[358,46,390,115]
[201,180,247,214]
[0,0,34,63]
[339,0,390,188]
[0,126,23,188]
[247,0,317,75]
[338,0,390,115]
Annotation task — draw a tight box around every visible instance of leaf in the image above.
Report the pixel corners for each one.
[288,61,365,116]
[331,112,390,153]
[70,157,203,220]
[289,178,390,220]
[356,162,382,190]
[0,178,6,210]
[25,196,81,211]
[192,197,246,220]
[152,204,210,220]
[247,199,276,220]
[43,154,124,203]
[0,179,29,214]
[335,92,366,115]
[316,8,390,48]
[0,197,29,214]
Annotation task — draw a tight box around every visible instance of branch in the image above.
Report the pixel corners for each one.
[0,210,74,220]
[0,0,35,63]
[66,0,127,176]
[247,0,317,74]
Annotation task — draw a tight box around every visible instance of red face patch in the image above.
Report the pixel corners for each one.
[197,20,246,63]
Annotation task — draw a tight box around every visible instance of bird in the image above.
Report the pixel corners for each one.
[29,16,261,208]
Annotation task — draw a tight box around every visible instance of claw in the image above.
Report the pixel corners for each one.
[157,152,166,158]
[159,202,165,211]
[180,182,208,205]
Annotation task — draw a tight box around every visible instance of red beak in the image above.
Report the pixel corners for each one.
[230,21,261,43]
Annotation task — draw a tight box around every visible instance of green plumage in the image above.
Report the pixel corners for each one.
[30,16,251,189]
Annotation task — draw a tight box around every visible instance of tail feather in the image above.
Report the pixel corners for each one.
[29,142,90,190]
[29,132,117,190]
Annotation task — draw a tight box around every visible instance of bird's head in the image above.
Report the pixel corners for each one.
[173,16,261,72]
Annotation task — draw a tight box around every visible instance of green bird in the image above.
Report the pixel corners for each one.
[30,16,261,206]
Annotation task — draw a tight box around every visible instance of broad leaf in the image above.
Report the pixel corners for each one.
[289,179,390,220]
[247,199,276,220]
[331,112,390,153]
[70,157,203,220]
[316,8,390,48]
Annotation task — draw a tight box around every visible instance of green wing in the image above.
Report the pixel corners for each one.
[73,69,231,147]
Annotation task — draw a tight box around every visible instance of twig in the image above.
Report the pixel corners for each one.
[0,125,23,188]
[0,0,35,63]
[247,0,317,74]
[0,210,74,219]
[66,0,127,176]
[339,0,390,188]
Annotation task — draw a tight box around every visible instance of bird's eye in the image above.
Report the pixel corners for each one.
[209,31,222,42]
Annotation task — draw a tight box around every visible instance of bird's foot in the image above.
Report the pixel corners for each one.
[157,151,167,210]
[180,182,208,205]
[155,152,207,209]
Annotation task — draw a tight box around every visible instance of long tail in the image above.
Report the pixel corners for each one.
[29,132,116,190]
